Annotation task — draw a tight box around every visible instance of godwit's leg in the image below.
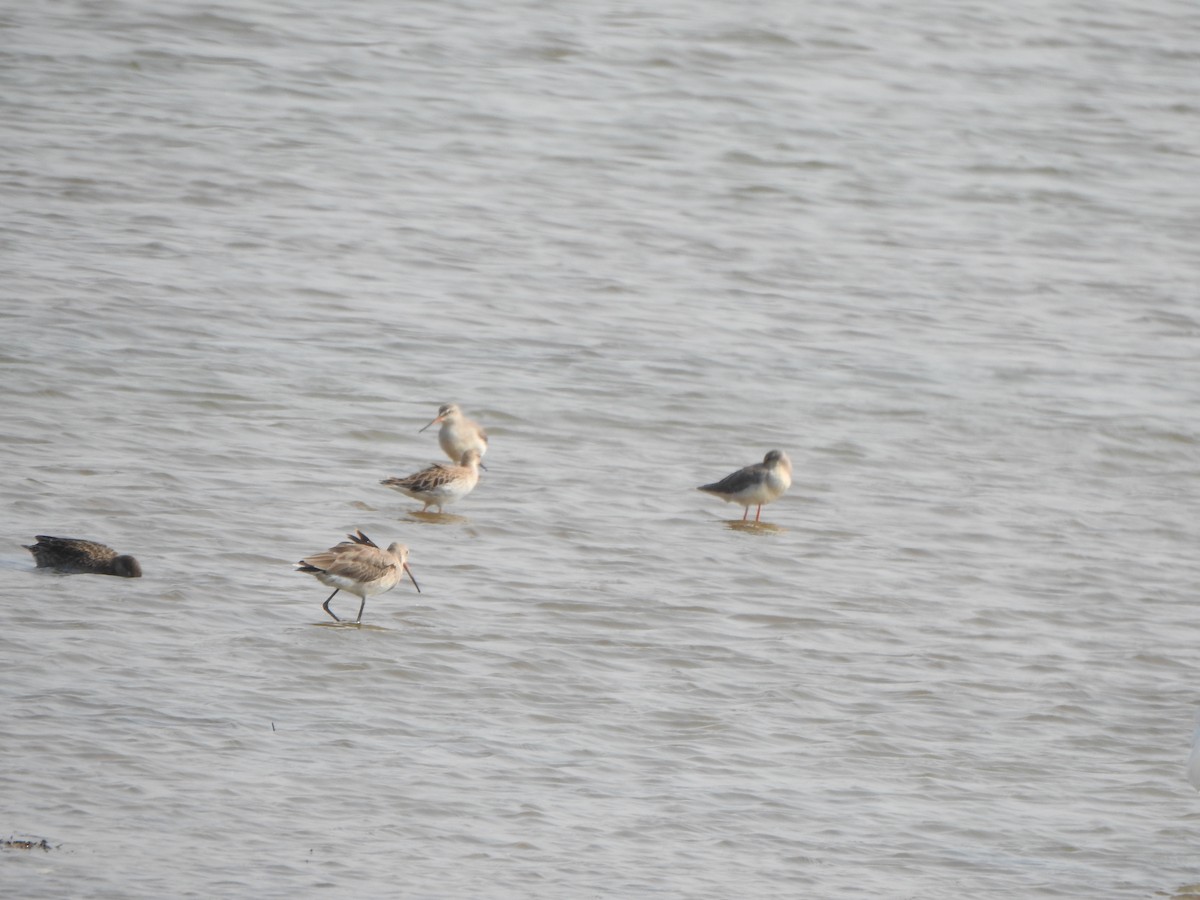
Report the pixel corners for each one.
[741,506,749,521]
[354,596,367,623]
[755,505,763,522]
[322,589,342,622]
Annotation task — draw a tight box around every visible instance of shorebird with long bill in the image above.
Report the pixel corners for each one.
[420,403,488,465]
[296,530,420,623]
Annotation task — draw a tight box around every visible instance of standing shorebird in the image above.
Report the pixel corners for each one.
[420,403,488,465]
[698,450,793,523]
[380,449,482,513]
[23,536,142,577]
[296,530,420,623]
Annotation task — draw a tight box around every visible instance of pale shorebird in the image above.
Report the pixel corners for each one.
[380,449,482,513]
[23,536,142,577]
[420,403,488,465]
[296,530,420,623]
[698,450,793,522]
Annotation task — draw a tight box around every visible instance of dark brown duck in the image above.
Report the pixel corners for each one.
[23,536,142,578]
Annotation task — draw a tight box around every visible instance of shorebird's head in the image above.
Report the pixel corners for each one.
[386,543,421,593]
[420,403,461,432]
[459,449,483,470]
[763,449,790,469]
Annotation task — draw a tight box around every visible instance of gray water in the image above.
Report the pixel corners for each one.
[2,0,1199,897]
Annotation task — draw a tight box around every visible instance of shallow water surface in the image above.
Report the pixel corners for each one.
[2,0,1199,897]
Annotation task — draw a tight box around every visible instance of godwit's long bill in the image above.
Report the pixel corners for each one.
[381,449,482,513]
[698,449,793,522]
[419,403,488,466]
[296,530,420,623]
[23,535,142,577]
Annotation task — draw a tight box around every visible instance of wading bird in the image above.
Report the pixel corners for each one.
[296,530,420,623]
[698,450,792,523]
